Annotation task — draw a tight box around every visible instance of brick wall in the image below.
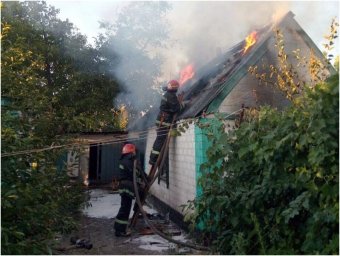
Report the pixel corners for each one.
[146,123,196,214]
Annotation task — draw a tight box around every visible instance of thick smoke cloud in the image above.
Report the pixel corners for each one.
[100,1,338,128]
[112,2,292,122]
[162,1,291,77]
[50,0,339,121]
[162,1,338,78]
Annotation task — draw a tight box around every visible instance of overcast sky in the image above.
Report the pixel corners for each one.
[47,0,339,79]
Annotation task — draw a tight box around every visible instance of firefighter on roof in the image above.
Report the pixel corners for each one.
[114,143,147,237]
[149,79,184,165]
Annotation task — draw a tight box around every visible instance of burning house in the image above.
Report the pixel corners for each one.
[133,11,336,226]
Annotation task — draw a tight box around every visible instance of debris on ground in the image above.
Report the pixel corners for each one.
[54,188,205,255]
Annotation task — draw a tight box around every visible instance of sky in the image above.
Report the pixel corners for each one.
[47,0,339,76]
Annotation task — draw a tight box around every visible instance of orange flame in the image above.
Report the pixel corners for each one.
[179,64,195,85]
[243,31,257,55]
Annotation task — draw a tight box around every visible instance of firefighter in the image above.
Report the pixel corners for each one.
[149,79,183,165]
[114,143,147,237]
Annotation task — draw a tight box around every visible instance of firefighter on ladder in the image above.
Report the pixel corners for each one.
[149,79,184,165]
[114,143,147,237]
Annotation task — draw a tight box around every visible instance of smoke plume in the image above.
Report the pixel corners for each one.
[162,1,292,78]
[102,1,338,129]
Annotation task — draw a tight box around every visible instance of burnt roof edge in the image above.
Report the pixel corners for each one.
[206,10,335,113]
[206,38,271,114]
[206,20,275,114]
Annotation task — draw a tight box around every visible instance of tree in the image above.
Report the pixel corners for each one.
[187,75,338,254]
[334,55,339,72]
[182,19,339,254]
[2,1,122,134]
[1,1,121,253]
[98,2,172,123]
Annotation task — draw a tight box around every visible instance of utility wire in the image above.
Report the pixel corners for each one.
[1,109,243,158]
[129,112,212,251]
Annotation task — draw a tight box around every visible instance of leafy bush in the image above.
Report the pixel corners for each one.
[1,110,86,254]
[187,75,338,254]
[1,154,86,254]
[1,2,97,253]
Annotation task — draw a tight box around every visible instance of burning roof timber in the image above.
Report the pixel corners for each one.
[176,10,335,120]
[130,11,335,131]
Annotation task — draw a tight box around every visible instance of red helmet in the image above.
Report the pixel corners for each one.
[167,80,179,91]
[122,143,136,155]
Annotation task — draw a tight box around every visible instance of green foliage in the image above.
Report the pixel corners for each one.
[334,55,339,72]
[1,1,122,133]
[1,1,116,253]
[249,17,338,102]
[1,107,87,254]
[186,75,338,254]
[322,18,339,62]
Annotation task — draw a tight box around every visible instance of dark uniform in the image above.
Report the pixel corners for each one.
[149,89,181,165]
[114,152,146,236]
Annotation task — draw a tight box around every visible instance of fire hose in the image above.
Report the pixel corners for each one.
[130,114,178,227]
[132,165,210,252]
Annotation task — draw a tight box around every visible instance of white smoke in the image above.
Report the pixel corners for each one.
[50,0,338,127]
[50,0,339,95]
[111,2,293,117]
[162,1,292,78]
[162,1,339,78]
[107,1,339,128]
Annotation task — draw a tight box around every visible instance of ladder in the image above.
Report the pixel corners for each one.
[130,115,177,228]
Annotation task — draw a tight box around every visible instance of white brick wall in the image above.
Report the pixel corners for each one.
[146,122,196,214]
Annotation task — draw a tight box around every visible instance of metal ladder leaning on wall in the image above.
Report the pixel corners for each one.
[129,115,177,228]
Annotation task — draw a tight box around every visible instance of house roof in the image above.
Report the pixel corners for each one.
[177,10,335,120]
[176,13,281,120]
[130,24,269,131]
[130,11,335,131]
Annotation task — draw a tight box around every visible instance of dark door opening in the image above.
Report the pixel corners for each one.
[88,144,101,184]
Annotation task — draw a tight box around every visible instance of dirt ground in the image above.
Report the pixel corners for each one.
[53,188,206,255]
